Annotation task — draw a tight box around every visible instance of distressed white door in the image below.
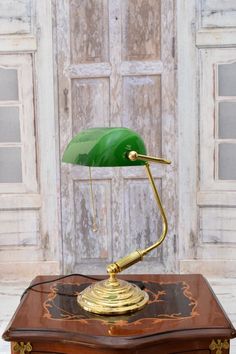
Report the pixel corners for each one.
[57,0,177,274]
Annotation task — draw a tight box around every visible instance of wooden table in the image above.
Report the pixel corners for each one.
[2,274,236,354]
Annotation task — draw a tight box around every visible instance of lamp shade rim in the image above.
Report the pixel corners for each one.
[62,127,147,167]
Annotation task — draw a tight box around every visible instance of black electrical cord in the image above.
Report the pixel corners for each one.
[20,273,145,301]
[20,273,103,301]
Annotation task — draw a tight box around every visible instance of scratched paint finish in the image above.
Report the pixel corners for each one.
[121,0,161,60]
[122,75,161,156]
[156,0,176,273]
[200,207,236,244]
[70,0,109,64]
[0,0,32,34]
[201,0,236,28]
[57,0,76,273]
[124,179,162,260]
[73,180,112,261]
[0,210,39,248]
[72,78,110,132]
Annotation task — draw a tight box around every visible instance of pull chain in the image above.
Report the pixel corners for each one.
[89,167,98,232]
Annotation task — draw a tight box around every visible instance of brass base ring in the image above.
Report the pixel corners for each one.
[77,277,149,315]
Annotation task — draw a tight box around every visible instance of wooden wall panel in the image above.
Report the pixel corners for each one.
[122,75,161,155]
[201,0,236,28]
[73,180,112,262]
[0,0,32,35]
[0,210,39,246]
[124,179,162,260]
[70,0,109,64]
[121,0,161,61]
[72,78,110,131]
[200,207,236,244]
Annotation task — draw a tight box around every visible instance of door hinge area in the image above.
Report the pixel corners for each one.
[172,36,175,58]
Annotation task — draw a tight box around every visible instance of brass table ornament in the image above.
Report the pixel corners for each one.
[209,339,230,354]
[13,341,32,354]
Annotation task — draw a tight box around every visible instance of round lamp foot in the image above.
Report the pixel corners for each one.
[77,275,149,315]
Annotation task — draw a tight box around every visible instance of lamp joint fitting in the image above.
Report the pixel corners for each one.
[128,151,138,161]
[107,263,120,274]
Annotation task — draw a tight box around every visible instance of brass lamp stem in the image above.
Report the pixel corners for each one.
[106,151,170,274]
[142,162,168,255]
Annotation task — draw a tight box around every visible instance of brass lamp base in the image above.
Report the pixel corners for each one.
[77,274,149,315]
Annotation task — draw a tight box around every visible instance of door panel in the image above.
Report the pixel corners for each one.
[122,75,162,155]
[71,78,110,130]
[70,0,109,64]
[74,179,112,262]
[121,0,161,61]
[57,0,176,274]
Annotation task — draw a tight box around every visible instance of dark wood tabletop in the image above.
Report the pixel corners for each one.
[3,274,236,354]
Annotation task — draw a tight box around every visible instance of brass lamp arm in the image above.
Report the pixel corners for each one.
[142,162,168,255]
[128,150,171,165]
[107,152,170,275]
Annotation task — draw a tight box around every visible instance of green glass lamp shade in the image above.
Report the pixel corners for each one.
[62,127,147,167]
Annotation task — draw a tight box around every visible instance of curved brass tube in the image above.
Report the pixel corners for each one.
[106,152,170,275]
[141,162,168,256]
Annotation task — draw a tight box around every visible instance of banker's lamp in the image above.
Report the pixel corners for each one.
[63,127,170,315]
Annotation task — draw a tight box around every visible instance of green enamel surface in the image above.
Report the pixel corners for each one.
[62,127,147,167]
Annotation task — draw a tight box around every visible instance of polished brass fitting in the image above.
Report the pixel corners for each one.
[107,250,143,274]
